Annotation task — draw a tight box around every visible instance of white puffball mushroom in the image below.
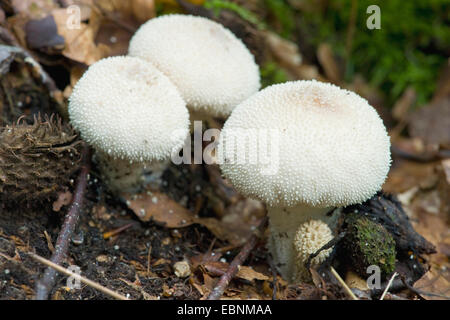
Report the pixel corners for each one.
[69,56,189,192]
[218,80,391,281]
[293,219,334,283]
[128,14,261,119]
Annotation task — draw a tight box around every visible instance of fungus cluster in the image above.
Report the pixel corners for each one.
[67,14,392,285]
[69,14,260,191]
[219,80,391,281]
[69,56,189,192]
[129,14,261,119]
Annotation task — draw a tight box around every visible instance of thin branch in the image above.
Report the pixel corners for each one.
[380,272,398,300]
[330,266,359,300]
[30,253,129,300]
[400,274,426,300]
[35,145,91,300]
[207,217,267,300]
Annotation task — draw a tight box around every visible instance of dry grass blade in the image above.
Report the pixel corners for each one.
[30,253,129,300]
[380,272,398,300]
[330,266,359,300]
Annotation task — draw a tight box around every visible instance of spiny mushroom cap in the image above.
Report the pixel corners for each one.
[294,219,333,266]
[219,80,391,207]
[128,14,260,118]
[68,56,189,162]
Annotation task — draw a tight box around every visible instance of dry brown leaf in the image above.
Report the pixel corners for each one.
[52,8,109,65]
[236,265,269,282]
[124,190,195,228]
[194,217,244,245]
[11,0,58,19]
[193,198,264,245]
[383,161,438,194]
[432,58,450,102]
[317,43,341,84]
[409,96,450,146]
[25,15,65,52]
[264,30,302,69]
[392,86,416,121]
[190,251,222,269]
[203,261,269,282]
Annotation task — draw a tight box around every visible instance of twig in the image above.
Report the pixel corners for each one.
[330,266,359,300]
[380,272,398,300]
[207,217,267,300]
[391,145,450,163]
[35,145,91,300]
[400,274,426,300]
[30,253,128,300]
[306,231,345,271]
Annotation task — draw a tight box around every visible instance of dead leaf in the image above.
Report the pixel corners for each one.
[264,30,302,69]
[124,190,195,228]
[384,161,438,194]
[317,43,341,83]
[432,58,450,102]
[25,15,65,53]
[194,197,264,245]
[194,217,244,245]
[392,86,416,121]
[202,261,269,281]
[236,265,269,281]
[11,0,58,19]
[409,96,450,147]
[52,8,109,65]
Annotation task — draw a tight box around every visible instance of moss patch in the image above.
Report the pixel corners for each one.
[343,213,396,278]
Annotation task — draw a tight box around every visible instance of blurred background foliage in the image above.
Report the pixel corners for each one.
[200,0,450,108]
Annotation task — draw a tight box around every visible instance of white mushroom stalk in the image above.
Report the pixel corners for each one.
[68,56,189,193]
[129,14,260,121]
[219,80,391,281]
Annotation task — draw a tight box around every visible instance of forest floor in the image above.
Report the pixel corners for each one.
[0,0,449,300]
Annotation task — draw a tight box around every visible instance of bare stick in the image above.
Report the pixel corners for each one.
[330,266,359,300]
[207,217,267,300]
[380,272,398,300]
[30,253,129,300]
[35,145,91,300]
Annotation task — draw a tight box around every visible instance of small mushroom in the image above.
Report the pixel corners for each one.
[219,80,391,281]
[68,56,189,193]
[293,219,334,283]
[128,14,260,122]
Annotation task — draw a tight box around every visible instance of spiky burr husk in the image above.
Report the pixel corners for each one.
[0,115,83,206]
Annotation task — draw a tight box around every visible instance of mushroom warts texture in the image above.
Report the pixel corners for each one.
[219,80,391,281]
[68,56,190,193]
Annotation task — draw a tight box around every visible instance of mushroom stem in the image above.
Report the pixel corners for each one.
[267,205,339,282]
[94,151,169,193]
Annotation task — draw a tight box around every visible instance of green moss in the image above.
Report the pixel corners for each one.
[204,0,266,29]
[260,61,289,88]
[344,213,396,277]
[263,0,296,38]
[299,0,449,107]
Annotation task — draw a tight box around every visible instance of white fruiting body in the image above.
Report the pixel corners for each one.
[219,80,391,281]
[293,219,334,283]
[129,14,260,118]
[69,56,189,192]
